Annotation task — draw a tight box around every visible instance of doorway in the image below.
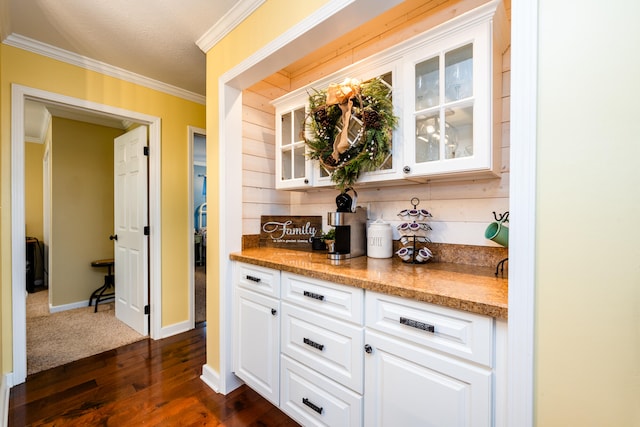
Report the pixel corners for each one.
[189,127,206,325]
[11,84,163,385]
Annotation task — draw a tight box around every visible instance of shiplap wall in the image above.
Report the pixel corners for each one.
[242,2,510,247]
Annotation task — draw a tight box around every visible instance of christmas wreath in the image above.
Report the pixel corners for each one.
[304,77,398,190]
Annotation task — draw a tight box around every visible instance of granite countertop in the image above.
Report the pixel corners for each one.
[230,247,508,319]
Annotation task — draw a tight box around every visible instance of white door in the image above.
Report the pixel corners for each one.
[114,126,149,335]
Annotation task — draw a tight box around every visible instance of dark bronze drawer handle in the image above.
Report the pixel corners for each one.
[400,316,435,333]
[245,275,261,283]
[303,337,324,351]
[303,290,324,301]
[302,397,323,414]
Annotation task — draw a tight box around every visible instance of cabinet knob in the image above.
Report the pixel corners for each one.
[304,179,309,184]
[403,165,411,174]
[109,234,118,241]
[364,344,373,354]
[271,308,277,316]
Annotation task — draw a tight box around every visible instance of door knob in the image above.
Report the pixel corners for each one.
[109,234,118,241]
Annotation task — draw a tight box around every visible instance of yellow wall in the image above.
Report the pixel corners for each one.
[536,1,640,425]
[25,141,45,241]
[50,117,122,306]
[204,0,329,372]
[1,44,206,373]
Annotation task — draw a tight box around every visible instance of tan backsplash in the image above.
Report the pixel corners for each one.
[242,235,507,269]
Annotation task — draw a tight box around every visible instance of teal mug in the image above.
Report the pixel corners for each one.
[485,221,509,247]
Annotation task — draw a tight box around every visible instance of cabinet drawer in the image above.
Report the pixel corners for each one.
[366,291,493,366]
[281,302,363,393]
[281,355,363,427]
[236,262,280,298]
[282,272,363,324]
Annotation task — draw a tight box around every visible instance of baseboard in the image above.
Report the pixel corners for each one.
[1,374,11,427]
[159,320,192,339]
[50,299,91,313]
[200,364,221,393]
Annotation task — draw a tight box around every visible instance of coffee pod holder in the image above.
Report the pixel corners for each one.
[395,197,433,264]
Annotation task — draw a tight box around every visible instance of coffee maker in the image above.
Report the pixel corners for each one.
[327,189,367,260]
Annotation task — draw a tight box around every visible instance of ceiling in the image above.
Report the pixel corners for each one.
[4,0,248,96]
[3,0,258,142]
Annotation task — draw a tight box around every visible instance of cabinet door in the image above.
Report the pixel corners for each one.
[275,105,312,189]
[402,20,497,179]
[364,330,492,427]
[234,287,280,405]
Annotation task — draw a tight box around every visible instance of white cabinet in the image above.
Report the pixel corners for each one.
[364,291,495,427]
[272,0,508,190]
[233,263,281,405]
[401,0,509,180]
[232,261,506,426]
[275,103,312,189]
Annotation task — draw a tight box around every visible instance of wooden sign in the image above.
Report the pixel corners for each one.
[260,216,323,250]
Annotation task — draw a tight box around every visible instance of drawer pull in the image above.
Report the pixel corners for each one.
[245,275,261,283]
[302,397,324,414]
[303,337,324,351]
[303,290,325,301]
[400,316,435,333]
[271,308,277,316]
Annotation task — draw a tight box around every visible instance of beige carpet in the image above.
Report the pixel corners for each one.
[195,265,206,324]
[27,289,145,376]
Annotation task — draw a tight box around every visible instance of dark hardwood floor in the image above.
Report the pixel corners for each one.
[9,323,299,426]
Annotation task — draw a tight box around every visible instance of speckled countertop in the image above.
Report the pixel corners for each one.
[230,247,508,319]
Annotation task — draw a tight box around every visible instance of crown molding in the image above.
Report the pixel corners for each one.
[196,0,265,53]
[3,34,205,105]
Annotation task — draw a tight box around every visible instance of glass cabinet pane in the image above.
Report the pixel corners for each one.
[415,57,439,111]
[281,147,292,180]
[415,113,440,163]
[293,108,305,142]
[445,44,473,103]
[281,113,292,146]
[444,105,473,159]
[294,146,306,178]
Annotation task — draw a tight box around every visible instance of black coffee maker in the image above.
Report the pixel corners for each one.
[327,188,367,260]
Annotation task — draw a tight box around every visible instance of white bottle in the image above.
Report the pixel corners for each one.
[367,218,393,258]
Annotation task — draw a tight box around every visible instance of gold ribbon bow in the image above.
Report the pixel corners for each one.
[326,78,361,161]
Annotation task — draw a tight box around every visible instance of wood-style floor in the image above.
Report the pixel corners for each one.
[9,324,300,426]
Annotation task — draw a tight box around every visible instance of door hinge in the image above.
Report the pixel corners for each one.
[144,226,150,235]
[144,305,150,315]
[143,146,149,156]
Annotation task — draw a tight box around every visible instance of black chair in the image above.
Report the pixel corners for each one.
[89,259,115,312]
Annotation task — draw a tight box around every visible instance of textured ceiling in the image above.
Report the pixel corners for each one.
[7,0,243,95]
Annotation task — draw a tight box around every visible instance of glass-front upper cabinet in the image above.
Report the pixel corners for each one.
[272,0,508,190]
[403,0,508,179]
[275,105,312,189]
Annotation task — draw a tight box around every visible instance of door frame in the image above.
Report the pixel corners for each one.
[10,84,163,386]
[188,126,206,328]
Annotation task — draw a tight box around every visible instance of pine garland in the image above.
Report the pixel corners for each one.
[305,77,398,191]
